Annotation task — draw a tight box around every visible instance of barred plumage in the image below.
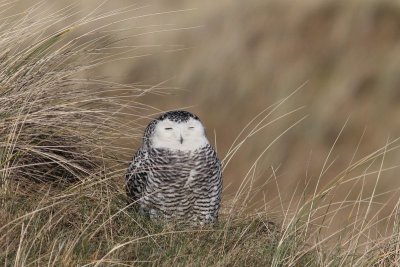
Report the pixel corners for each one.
[125,110,222,224]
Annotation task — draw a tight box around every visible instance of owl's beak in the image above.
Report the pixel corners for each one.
[179,135,184,144]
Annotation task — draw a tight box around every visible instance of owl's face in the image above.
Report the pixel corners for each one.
[146,111,209,151]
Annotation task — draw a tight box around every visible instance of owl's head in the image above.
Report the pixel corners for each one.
[143,110,209,151]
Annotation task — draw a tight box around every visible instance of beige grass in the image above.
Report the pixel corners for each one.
[1,2,400,266]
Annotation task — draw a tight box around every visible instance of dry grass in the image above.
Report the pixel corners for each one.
[1,1,400,266]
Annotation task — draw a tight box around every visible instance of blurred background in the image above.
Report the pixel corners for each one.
[9,0,400,224]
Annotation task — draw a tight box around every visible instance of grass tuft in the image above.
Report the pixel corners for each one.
[1,3,400,266]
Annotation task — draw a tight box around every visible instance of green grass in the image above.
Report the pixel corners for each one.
[1,182,283,266]
[1,2,400,266]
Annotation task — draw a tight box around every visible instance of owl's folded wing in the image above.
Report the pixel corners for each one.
[125,149,148,202]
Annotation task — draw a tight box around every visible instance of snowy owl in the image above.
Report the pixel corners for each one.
[125,110,222,224]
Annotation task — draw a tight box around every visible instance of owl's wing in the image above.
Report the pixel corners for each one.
[125,148,148,203]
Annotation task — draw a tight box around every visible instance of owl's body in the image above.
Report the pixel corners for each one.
[126,111,222,224]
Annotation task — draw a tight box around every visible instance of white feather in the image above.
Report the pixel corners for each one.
[150,118,209,151]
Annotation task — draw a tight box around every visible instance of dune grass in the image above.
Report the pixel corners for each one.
[1,3,400,267]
